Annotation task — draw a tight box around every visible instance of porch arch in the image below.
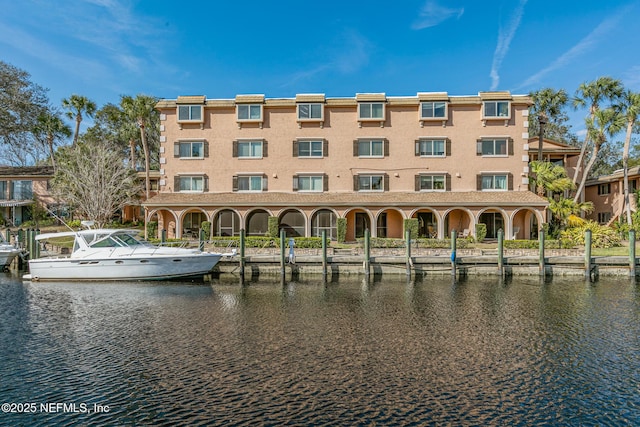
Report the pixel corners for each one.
[279,208,307,237]
[443,207,475,238]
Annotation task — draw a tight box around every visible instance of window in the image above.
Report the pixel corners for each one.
[174,141,205,158]
[356,139,386,157]
[598,212,612,224]
[237,104,262,121]
[416,139,446,157]
[177,105,203,122]
[10,181,32,200]
[356,174,386,191]
[598,183,611,195]
[477,138,510,156]
[358,102,384,120]
[177,176,206,192]
[234,175,265,192]
[294,175,326,192]
[296,140,324,158]
[236,140,263,158]
[0,181,6,200]
[483,101,510,118]
[480,174,508,191]
[312,209,337,240]
[417,175,446,191]
[297,103,323,120]
[420,101,446,119]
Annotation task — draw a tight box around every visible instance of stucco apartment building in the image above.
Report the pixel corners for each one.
[145,91,548,241]
[585,166,640,225]
[0,166,55,226]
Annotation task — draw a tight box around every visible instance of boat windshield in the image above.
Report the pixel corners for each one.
[83,232,146,248]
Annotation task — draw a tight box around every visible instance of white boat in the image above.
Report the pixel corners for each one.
[0,233,21,269]
[23,228,233,281]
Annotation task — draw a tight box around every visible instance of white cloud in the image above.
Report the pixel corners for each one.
[284,29,371,87]
[516,8,626,91]
[490,0,528,91]
[411,0,464,30]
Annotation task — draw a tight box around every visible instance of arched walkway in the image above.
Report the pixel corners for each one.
[246,209,270,236]
[279,209,306,237]
[375,208,404,238]
[311,209,338,240]
[181,209,208,239]
[213,209,241,237]
[444,208,474,238]
[412,209,440,238]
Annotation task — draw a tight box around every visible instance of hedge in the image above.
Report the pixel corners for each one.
[208,236,327,248]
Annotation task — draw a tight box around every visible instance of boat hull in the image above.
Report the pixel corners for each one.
[0,244,20,270]
[25,253,222,281]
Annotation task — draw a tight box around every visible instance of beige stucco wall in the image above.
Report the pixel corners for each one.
[158,95,531,194]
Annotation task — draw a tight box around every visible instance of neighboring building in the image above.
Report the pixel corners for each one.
[527,137,582,181]
[0,166,55,226]
[121,170,161,223]
[146,91,549,241]
[585,166,640,225]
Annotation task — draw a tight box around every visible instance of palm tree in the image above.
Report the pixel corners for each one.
[529,88,570,145]
[529,160,574,197]
[573,107,625,203]
[33,110,72,169]
[120,94,159,200]
[549,197,594,232]
[572,77,623,190]
[616,90,640,225]
[62,94,97,146]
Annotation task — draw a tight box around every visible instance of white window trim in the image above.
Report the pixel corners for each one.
[176,140,205,159]
[297,103,324,123]
[480,173,509,191]
[178,175,205,193]
[358,139,385,158]
[236,174,264,192]
[482,100,511,127]
[418,174,447,192]
[417,139,446,157]
[480,138,509,157]
[236,104,264,128]
[297,139,324,158]
[358,174,385,192]
[357,102,386,127]
[419,101,448,119]
[237,140,264,159]
[177,105,204,129]
[297,174,324,192]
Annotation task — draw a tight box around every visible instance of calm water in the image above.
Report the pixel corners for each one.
[0,272,639,426]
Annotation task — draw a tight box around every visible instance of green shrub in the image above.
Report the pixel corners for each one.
[337,218,347,243]
[208,236,325,248]
[560,222,621,248]
[475,223,487,242]
[201,221,211,240]
[268,216,279,237]
[146,221,158,239]
[504,239,571,249]
[403,218,419,239]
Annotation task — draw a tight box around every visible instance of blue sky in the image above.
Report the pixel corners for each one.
[2,0,640,135]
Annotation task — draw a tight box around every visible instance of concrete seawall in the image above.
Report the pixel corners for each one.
[214,253,638,281]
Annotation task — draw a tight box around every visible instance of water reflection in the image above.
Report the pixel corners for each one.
[0,272,638,425]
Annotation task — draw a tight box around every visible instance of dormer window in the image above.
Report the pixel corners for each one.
[297,103,323,121]
[237,104,262,121]
[358,102,385,120]
[483,101,510,119]
[177,105,202,122]
[420,101,447,119]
